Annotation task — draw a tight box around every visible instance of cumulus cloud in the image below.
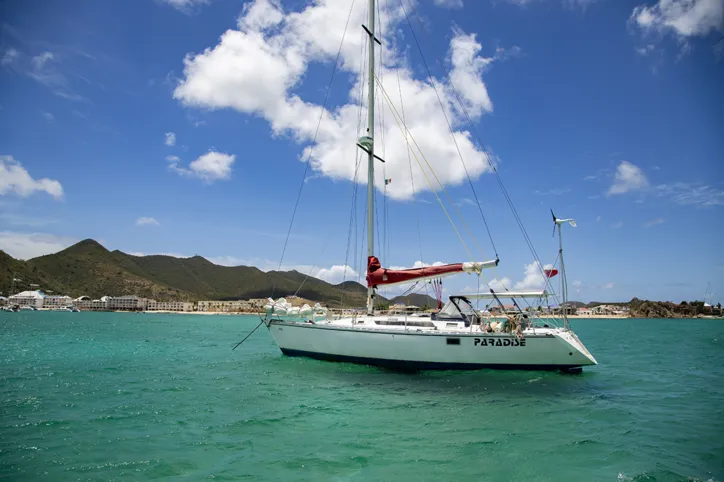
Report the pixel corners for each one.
[0,231,76,259]
[173,0,501,200]
[165,132,176,146]
[488,277,512,291]
[513,261,555,290]
[608,161,649,195]
[314,264,360,284]
[484,261,555,293]
[388,260,446,270]
[135,217,160,226]
[167,151,236,182]
[631,0,723,38]
[0,155,64,199]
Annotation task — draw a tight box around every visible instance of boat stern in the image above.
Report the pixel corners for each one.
[557,330,598,367]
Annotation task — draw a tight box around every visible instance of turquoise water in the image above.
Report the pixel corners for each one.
[1,312,722,481]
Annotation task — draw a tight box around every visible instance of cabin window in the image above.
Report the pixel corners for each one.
[446,338,461,345]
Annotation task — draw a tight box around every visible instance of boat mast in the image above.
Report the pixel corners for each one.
[365,0,376,316]
[552,211,575,330]
[557,222,569,329]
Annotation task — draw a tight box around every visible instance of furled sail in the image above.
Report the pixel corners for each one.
[366,256,498,288]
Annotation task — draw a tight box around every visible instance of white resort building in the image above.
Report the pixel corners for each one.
[107,296,147,311]
[146,301,194,312]
[8,290,45,308]
[43,295,73,309]
[197,300,253,312]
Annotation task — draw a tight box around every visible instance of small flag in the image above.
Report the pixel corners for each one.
[385,178,392,185]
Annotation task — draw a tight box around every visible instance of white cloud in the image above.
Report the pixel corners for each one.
[584,175,597,180]
[32,52,54,70]
[135,217,160,226]
[0,231,76,259]
[636,43,657,55]
[388,260,445,270]
[631,0,723,38]
[167,151,236,182]
[488,277,512,292]
[534,187,570,195]
[2,48,19,66]
[486,261,555,293]
[595,215,601,222]
[611,221,624,229]
[643,217,665,227]
[608,161,649,195]
[160,0,209,13]
[434,0,464,7]
[206,255,248,266]
[514,261,554,290]
[654,183,724,206]
[21,49,83,101]
[0,155,64,199]
[42,111,55,122]
[165,132,176,146]
[506,0,598,8]
[173,0,501,200]
[602,282,614,289]
[314,264,360,284]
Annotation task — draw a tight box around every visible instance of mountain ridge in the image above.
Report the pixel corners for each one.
[0,240,378,307]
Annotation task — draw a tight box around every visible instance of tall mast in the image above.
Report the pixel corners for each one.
[557,223,569,329]
[365,0,376,315]
[552,211,575,330]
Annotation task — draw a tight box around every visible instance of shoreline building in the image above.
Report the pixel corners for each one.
[146,301,194,312]
[43,295,73,309]
[197,300,253,312]
[8,290,45,308]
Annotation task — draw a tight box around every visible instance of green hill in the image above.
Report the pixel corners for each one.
[1,239,376,307]
[389,293,438,308]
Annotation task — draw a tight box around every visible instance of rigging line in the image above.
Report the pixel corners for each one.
[375,77,498,285]
[275,0,357,274]
[231,318,265,351]
[378,0,390,264]
[375,78,473,261]
[292,222,337,298]
[374,74,491,271]
[397,0,498,259]
[342,21,369,306]
[395,41,428,297]
[402,2,559,306]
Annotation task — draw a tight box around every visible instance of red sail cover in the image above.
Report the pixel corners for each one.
[367,256,464,288]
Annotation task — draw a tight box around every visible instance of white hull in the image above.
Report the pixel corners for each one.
[267,318,597,371]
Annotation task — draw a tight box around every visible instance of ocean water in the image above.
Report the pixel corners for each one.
[1,312,722,481]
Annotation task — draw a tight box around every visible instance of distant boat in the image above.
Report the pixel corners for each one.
[19,306,37,311]
[261,0,597,373]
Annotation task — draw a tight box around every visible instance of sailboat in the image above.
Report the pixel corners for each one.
[263,0,597,372]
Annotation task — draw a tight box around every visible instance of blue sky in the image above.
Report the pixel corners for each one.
[0,0,722,303]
